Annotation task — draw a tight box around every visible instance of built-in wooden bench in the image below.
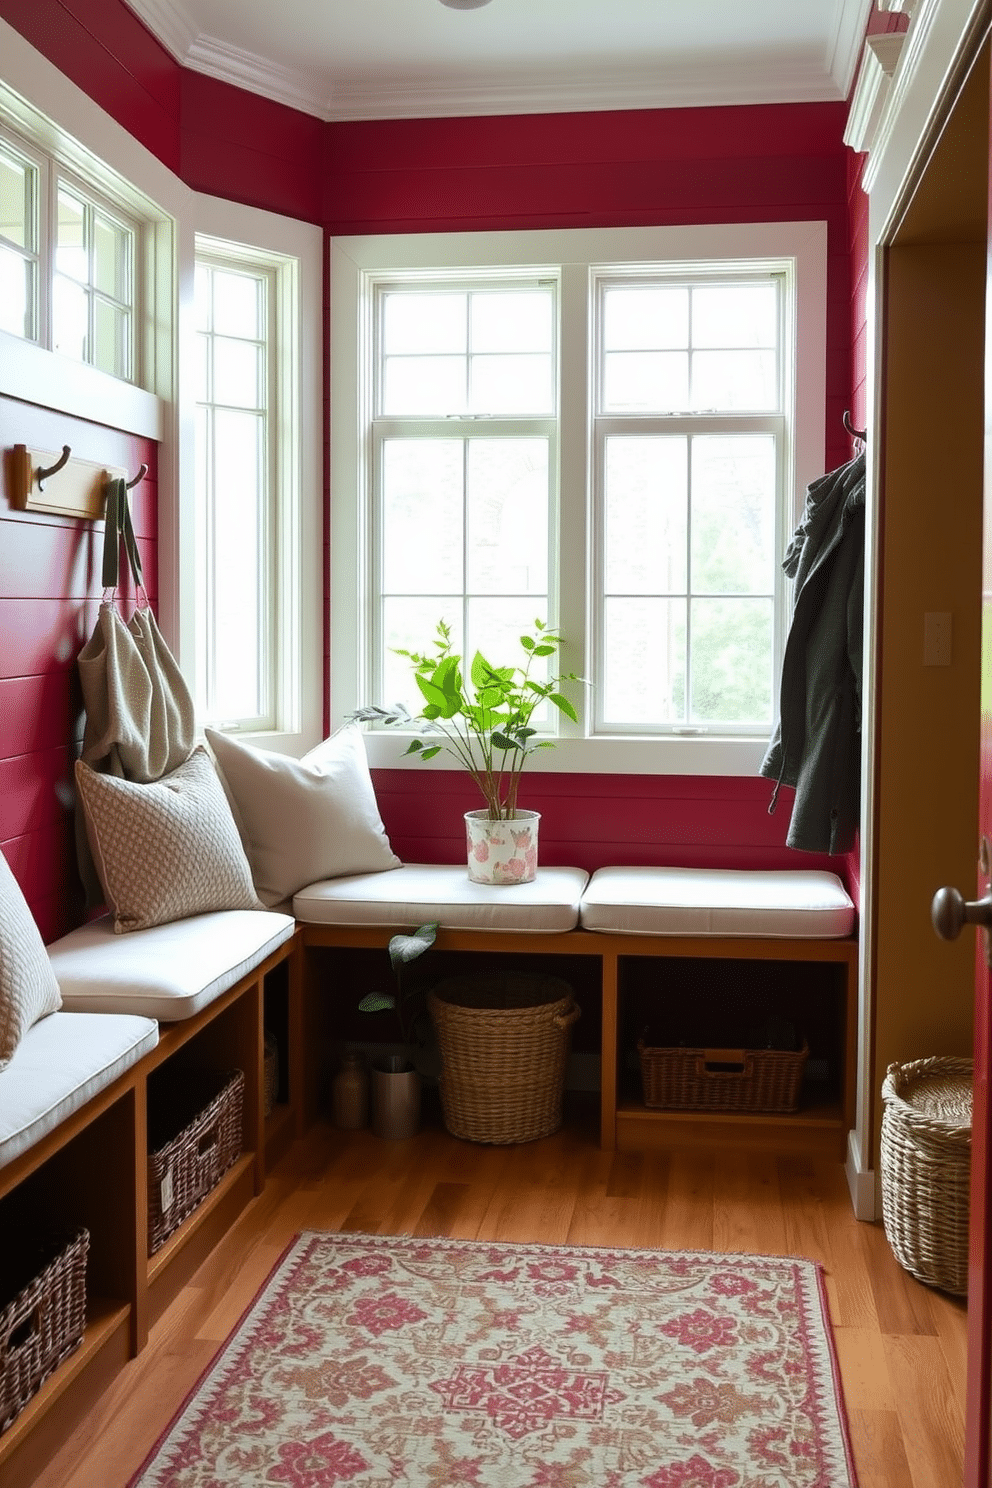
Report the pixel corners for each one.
[293,862,858,1158]
[0,910,299,1488]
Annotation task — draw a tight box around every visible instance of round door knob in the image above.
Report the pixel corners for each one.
[932,885,992,940]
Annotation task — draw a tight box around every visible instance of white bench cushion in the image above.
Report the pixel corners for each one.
[49,910,296,1020]
[294,864,589,934]
[579,866,855,939]
[0,1011,158,1170]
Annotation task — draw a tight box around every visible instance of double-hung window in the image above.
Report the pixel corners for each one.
[331,224,825,771]
[194,250,277,731]
[594,272,785,734]
[373,278,558,713]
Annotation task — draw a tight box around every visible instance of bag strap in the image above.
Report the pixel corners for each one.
[102,477,144,594]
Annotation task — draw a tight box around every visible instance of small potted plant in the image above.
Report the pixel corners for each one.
[353,619,580,885]
[357,922,437,1139]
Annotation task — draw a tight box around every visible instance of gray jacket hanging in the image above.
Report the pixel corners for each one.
[760,452,866,854]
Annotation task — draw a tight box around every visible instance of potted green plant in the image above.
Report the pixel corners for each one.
[353,619,580,885]
[357,922,438,1139]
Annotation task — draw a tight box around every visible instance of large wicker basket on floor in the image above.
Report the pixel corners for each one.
[428,974,580,1144]
[880,1055,973,1296]
[0,1227,89,1434]
[147,1069,244,1254]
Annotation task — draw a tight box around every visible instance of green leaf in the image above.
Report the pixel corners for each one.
[403,739,424,756]
[389,922,438,971]
[491,730,524,751]
[415,674,450,709]
[470,650,494,689]
[533,644,555,656]
[420,746,442,759]
[549,693,579,722]
[358,992,396,1014]
[520,634,534,650]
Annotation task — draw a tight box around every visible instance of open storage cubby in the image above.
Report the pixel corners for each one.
[301,942,603,1125]
[617,955,847,1110]
[610,943,856,1156]
[298,923,858,1157]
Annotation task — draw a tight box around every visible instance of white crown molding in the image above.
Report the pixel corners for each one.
[186,33,328,117]
[827,0,881,97]
[859,0,983,197]
[173,50,844,123]
[843,32,907,152]
[878,0,918,12]
[122,0,198,65]
[123,2,857,123]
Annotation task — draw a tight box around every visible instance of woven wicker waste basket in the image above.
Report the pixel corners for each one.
[427,974,580,1143]
[880,1056,973,1296]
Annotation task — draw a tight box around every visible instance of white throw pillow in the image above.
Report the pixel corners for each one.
[75,748,264,932]
[206,725,401,907]
[0,852,62,1069]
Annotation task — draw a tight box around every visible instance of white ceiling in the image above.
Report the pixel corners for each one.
[123,0,875,123]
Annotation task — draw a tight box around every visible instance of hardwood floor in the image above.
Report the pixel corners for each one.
[31,1098,967,1488]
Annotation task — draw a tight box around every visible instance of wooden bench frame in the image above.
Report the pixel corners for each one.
[0,932,302,1488]
[297,922,859,1157]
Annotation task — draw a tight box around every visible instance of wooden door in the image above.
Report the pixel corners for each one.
[963,231,992,1483]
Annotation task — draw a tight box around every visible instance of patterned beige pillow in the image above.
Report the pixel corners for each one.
[76,748,264,933]
[0,852,62,1070]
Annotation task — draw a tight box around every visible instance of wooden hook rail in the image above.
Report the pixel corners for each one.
[6,444,146,519]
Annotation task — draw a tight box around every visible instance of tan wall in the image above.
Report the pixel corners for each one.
[871,238,985,1157]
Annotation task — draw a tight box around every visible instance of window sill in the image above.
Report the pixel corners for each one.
[361,731,770,778]
[0,332,162,440]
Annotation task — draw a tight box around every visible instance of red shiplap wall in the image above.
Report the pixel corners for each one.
[0,0,864,920]
[0,396,156,939]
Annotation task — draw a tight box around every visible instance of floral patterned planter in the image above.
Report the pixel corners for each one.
[464,809,540,885]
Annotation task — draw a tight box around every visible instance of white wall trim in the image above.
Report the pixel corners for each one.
[846,1128,882,1221]
[860,0,990,208]
[844,34,909,154]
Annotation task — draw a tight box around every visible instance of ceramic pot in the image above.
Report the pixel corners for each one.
[464,809,540,885]
[371,1054,421,1139]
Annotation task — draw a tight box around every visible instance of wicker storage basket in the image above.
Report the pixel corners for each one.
[263,1034,279,1119]
[0,1227,88,1433]
[880,1056,972,1295]
[147,1069,244,1254]
[428,974,580,1144]
[638,1040,809,1112]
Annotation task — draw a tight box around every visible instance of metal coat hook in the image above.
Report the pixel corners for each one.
[36,444,71,491]
[843,410,867,444]
[125,463,148,490]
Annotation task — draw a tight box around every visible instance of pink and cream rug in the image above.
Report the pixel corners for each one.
[130,1231,858,1487]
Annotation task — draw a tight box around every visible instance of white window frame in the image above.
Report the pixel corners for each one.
[52,164,138,381]
[330,222,826,778]
[369,270,561,711]
[0,33,172,439]
[186,198,323,752]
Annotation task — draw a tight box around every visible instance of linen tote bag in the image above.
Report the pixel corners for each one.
[76,478,196,897]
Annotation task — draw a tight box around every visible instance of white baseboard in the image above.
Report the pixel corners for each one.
[846,1128,881,1221]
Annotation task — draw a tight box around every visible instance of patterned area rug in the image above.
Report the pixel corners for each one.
[130,1232,857,1487]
